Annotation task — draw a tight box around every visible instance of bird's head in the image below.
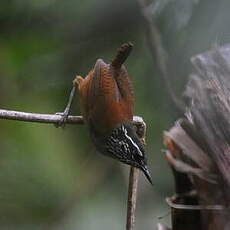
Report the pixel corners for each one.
[105,123,152,184]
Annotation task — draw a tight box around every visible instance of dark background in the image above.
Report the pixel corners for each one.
[0,0,230,229]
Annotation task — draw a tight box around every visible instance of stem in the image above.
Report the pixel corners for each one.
[126,116,146,230]
[126,166,140,230]
[62,86,76,117]
[0,109,84,125]
[0,109,144,126]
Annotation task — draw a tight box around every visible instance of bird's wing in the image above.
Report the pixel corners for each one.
[87,59,134,135]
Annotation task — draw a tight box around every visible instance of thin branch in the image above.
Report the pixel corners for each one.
[137,0,185,111]
[126,167,140,230]
[0,109,84,125]
[126,116,146,230]
[0,108,145,127]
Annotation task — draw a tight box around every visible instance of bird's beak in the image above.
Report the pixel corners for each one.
[141,166,153,185]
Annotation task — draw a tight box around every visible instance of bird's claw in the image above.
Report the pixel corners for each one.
[55,112,69,128]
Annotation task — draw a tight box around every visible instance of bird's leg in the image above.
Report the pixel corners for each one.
[55,85,76,128]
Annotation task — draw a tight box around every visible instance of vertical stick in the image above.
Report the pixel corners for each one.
[126,116,146,230]
[126,166,140,230]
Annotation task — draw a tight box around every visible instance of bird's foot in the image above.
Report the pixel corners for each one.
[55,111,69,128]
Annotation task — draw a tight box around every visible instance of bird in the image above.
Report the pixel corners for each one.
[74,43,152,184]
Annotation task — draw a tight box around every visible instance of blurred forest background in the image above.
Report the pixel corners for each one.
[0,0,230,229]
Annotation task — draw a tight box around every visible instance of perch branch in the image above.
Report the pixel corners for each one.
[126,167,140,230]
[0,109,84,125]
[0,109,145,127]
[126,116,146,230]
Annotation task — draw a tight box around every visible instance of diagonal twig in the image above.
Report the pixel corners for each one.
[137,0,185,111]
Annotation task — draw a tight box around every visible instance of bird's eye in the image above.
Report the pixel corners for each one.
[132,125,137,133]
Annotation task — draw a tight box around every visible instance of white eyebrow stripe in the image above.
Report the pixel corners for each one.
[123,126,143,157]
